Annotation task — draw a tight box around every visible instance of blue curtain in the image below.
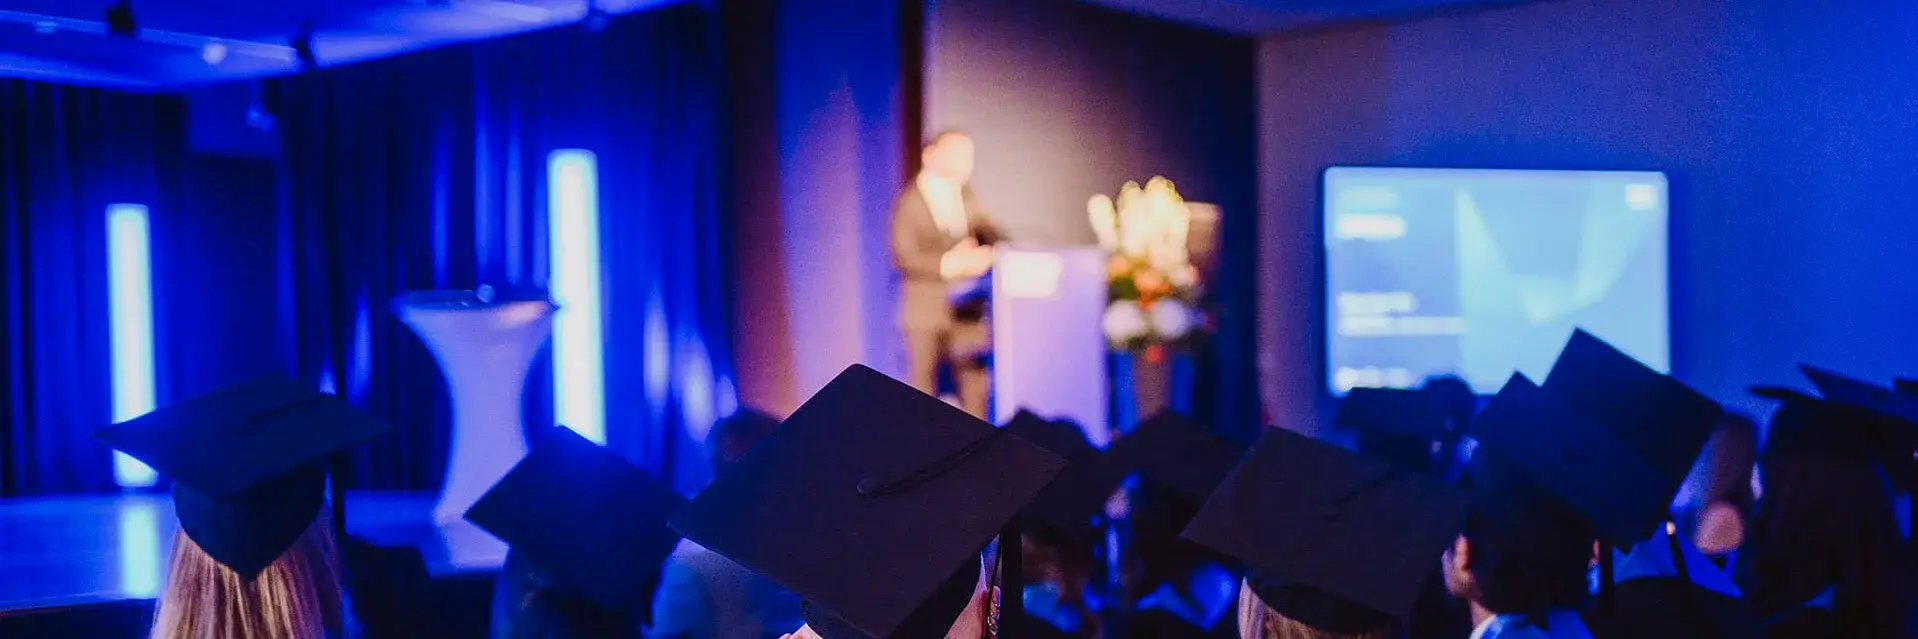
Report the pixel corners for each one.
[269,4,734,493]
[0,80,186,496]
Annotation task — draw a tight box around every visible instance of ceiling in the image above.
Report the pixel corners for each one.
[0,0,669,89]
[0,0,1519,90]
[1080,0,1525,33]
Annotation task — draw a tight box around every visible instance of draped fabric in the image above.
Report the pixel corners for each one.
[269,4,734,492]
[0,80,186,495]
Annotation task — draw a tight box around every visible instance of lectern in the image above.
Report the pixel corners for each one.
[991,246,1109,445]
[394,290,556,524]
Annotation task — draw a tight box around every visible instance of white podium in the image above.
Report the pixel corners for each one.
[395,292,556,524]
[991,246,1110,445]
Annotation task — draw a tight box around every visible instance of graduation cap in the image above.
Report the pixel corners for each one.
[1109,411,1245,505]
[669,365,1066,639]
[1183,427,1471,635]
[95,375,392,579]
[1539,330,1723,520]
[1751,371,1918,490]
[1801,365,1918,433]
[1469,374,1673,542]
[1003,411,1125,543]
[464,426,686,619]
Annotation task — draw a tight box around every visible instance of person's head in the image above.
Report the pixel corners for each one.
[705,408,780,476]
[920,130,975,184]
[1737,401,1914,638]
[1442,455,1596,618]
[472,427,686,639]
[1687,412,1758,554]
[1700,412,1759,508]
[1236,582,1394,639]
[496,550,642,639]
[1419,375,1478,436]
[150,517,344,639]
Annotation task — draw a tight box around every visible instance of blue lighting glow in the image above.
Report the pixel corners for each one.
[548,150,606,444]
[107,204,158,488]
[117,499,162,598]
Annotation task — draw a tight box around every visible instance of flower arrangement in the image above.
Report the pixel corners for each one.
[1089,176,1204,357]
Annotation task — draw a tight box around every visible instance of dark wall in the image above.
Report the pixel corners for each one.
[1256,0,1918,427]
[722,0,916,413]
[924,0,1258,246]
[155,154,286,400]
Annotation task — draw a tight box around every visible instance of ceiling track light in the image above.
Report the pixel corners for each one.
[581,0,610,32]
[290,22,317,71]
[105,0,136,37]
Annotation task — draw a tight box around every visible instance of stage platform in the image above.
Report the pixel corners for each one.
[0,491,503,635]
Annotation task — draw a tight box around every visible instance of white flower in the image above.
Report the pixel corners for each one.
[1102,300,1148,345]
[1166,264,1199,289]
[1148,299,1194,340]
[1087,194,1119,251]
[1116,182,1152,259]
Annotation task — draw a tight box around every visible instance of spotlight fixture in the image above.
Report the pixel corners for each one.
[581,0,610,32]
[290,23,317,70]
[200,42,227,65]
[105,1,136,37]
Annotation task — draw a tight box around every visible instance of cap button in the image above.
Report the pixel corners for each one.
[855,478,882,496]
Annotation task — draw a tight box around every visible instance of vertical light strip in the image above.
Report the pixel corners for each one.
[107,203,158,487]
[117,499,161,598]
[547,150,606,444]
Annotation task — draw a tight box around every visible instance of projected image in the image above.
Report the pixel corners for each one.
[1324,167,1669,394]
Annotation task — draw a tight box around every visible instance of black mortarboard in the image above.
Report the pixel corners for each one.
[95,375,392,579]
[1004,411,1125,542]
[1801,365,1918,433]
[669,365,1066,639]
[1469,374,1673,542]
[464,426,686,617]
[1110,411,1245,504]
[1183,427,1470,635]
[1760,368,1918,490]
[1539,330,1723,514]
[1749,384,1894,466]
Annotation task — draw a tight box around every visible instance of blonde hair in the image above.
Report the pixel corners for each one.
[150,518,345,639]
[1237,580,1392,639]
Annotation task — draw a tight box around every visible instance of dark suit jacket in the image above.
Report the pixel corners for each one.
[890,181,1002,330]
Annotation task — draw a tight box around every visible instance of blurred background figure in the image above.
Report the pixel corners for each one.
[1737,393,1915,639]
[892,130,1005,418]
[649,409,803,639]
[1418,375,1478,480]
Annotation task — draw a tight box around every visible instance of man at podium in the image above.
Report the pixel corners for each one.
[890,130,1003,418]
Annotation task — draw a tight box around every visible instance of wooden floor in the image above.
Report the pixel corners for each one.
[0,491,505,615]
